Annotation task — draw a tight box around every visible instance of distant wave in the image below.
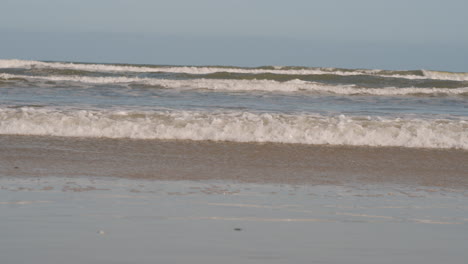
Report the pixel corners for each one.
[1,107,467,149]
[2,73,467,96]
[2,59,468,81]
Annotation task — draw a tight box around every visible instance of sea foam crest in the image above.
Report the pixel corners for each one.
[2,73,467,96]
[1,107,467,149]
[0,59,380,76]
[1,59,467,81]
[422,70,468,82]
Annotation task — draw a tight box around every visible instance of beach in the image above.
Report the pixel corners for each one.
[1,136,468,263]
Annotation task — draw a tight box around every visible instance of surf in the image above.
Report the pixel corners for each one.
[2,59,468,81]
[2,73,467,96]
[1,107,467,150]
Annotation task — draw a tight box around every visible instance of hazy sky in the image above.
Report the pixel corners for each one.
[1,0,467,70]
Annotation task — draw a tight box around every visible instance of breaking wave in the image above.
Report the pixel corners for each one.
[2,59,468,81]
[1,107,467,149]
[422,70,468,82]
[1,73,467,96]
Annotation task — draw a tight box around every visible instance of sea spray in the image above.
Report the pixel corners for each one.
[1,107,467,149]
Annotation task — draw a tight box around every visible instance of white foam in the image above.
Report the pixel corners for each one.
[422,70,468,81]
[1,107,467,149]
[2,73,467,96]
[0,59,363,75]
[2,59,466,81]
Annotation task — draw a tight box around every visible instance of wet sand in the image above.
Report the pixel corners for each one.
[1,135,467,188]
[1,135,468,263]
[1,177,467,264]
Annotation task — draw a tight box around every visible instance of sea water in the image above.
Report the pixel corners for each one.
[0,59,467,149]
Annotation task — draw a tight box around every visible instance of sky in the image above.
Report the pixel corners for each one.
[1,0,467,71]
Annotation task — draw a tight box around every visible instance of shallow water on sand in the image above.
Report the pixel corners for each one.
[1,176,467,264]
[2,135,468,188]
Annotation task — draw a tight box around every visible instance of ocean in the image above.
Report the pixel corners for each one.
[1,59,467,149]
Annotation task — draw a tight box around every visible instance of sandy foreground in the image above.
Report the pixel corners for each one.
[1,135,467,263]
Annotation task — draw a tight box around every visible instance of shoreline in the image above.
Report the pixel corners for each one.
[1,135,467,189]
